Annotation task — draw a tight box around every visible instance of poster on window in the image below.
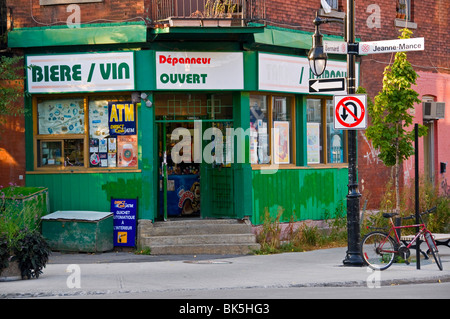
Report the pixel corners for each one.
[117,135,138,167]
[89,100,109,139]
[108,101,136,136]
[273,121,290,164]
[38,99,84,135]
[307,123,321,164]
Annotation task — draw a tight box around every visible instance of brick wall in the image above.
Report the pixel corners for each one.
[6,0,149,28]
[0,113,25,188]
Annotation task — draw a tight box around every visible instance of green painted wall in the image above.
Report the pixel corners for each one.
[251,167,348,225]
[26,172,143,216]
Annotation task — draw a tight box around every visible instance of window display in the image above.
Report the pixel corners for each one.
[38,99,84,135]
[307,98,347,164]
[250,94,294,165]
[35,94,137,170]
[249,95,269,164]
[38,141,63,167]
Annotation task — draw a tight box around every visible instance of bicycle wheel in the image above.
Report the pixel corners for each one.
[361,231,397,270]
[424,231,443,271]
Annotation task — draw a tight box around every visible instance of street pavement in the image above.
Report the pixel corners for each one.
[1,247,449,299]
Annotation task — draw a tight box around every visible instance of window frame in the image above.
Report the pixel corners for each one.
[250,93,296,168]
[31,93,140,173]
[306,96,348,166]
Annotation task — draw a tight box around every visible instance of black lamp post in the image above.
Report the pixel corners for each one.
[309,0,364,266]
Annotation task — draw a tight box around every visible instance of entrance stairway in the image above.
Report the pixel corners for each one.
[138,219,260,255]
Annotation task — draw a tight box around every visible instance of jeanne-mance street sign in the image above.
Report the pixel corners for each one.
[324,38,425,55]
[358,37,424,55]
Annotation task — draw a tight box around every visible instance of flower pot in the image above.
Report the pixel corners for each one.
[0,260,22,282]
[167,17,202,27]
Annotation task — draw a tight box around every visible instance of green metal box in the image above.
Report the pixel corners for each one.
[41,211,113,253]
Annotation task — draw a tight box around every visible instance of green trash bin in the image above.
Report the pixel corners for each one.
[41,211,113,253]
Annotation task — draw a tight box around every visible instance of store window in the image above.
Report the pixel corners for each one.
[250,94,295,165]
[34,94,137,170]
[307,98,347,164]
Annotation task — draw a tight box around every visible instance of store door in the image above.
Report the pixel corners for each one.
[155,93,235,220]
[201,121,236,219]
[158,120,201,220]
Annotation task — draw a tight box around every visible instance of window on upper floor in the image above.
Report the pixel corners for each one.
[397,0,412,21]
[326,0,339,11]
[395,0,417,29]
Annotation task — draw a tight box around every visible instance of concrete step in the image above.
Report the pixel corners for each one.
[141,219,252,237]
[149,243,261,255]
[143,233,257,246]
[138,218,260,255]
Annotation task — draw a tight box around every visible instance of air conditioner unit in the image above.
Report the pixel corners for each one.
[423,102,445,120]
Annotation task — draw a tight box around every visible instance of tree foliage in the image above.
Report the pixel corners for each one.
[365,28,427,167]
[0,55,25,127]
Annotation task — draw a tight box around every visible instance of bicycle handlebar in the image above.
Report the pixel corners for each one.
[402,206,437,220]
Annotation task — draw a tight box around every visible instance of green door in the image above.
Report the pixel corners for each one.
[201,121,236,219]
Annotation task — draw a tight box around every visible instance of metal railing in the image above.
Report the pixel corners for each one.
[151,0,265,25]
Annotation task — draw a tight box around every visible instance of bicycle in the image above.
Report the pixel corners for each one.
[360,207,443,271]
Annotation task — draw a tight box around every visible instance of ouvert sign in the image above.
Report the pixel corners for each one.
[26,52,135,93]
[156,52,244,90]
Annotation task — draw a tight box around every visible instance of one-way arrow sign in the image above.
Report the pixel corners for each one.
[309,77,346,93]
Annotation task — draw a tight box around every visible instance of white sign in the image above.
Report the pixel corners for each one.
[156,52,243,90]
[26,52,135,93]
[309,78,345,93]
[258,53,358,94]
[334,94,367,130]
[323,41,348,54]
[358,37,424,55]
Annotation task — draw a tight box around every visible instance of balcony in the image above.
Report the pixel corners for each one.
[151,0,266,27]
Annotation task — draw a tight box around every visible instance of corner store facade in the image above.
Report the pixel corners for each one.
[11,23,355,236]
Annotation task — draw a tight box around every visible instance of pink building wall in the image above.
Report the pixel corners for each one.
[403,71,450,194]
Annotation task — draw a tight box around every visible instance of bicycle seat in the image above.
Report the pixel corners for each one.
[382,213,399,218]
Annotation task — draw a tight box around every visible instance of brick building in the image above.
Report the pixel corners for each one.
[1,0,448,234]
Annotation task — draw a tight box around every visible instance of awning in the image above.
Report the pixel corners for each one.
[8,22,147,48]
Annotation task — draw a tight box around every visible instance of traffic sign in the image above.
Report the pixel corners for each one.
[323,41,348,54]
[358,37,424,55]
[334,94,367,130]
[309,77,346,93]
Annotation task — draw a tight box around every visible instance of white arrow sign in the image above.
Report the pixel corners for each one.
[359,37,424,55]
[309,78,346,93]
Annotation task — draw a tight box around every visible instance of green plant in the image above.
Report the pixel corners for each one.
[0,186,51,277]
[0,55,27,133]
[256,209,282,253]
[0,235,9,271]
[203,0,236,18]
[13,231,51,279]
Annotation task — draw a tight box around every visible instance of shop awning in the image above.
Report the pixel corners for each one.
[8,22,147,48]
[252,24,345,50]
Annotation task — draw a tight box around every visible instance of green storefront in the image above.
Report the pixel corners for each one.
[9,22,353,241]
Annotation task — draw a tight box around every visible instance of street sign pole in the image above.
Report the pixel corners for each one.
[343,0,364,267]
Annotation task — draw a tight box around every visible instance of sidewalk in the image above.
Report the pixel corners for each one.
[1,247,449,298]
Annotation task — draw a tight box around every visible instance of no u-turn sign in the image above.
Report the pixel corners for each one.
[334,94,367,130]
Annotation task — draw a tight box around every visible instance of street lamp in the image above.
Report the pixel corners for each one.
[309,1,364,266]
[308,16,327,77]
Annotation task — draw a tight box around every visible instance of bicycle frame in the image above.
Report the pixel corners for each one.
[379,217,432,253]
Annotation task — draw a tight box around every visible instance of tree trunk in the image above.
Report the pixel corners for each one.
[395,122,401,214]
